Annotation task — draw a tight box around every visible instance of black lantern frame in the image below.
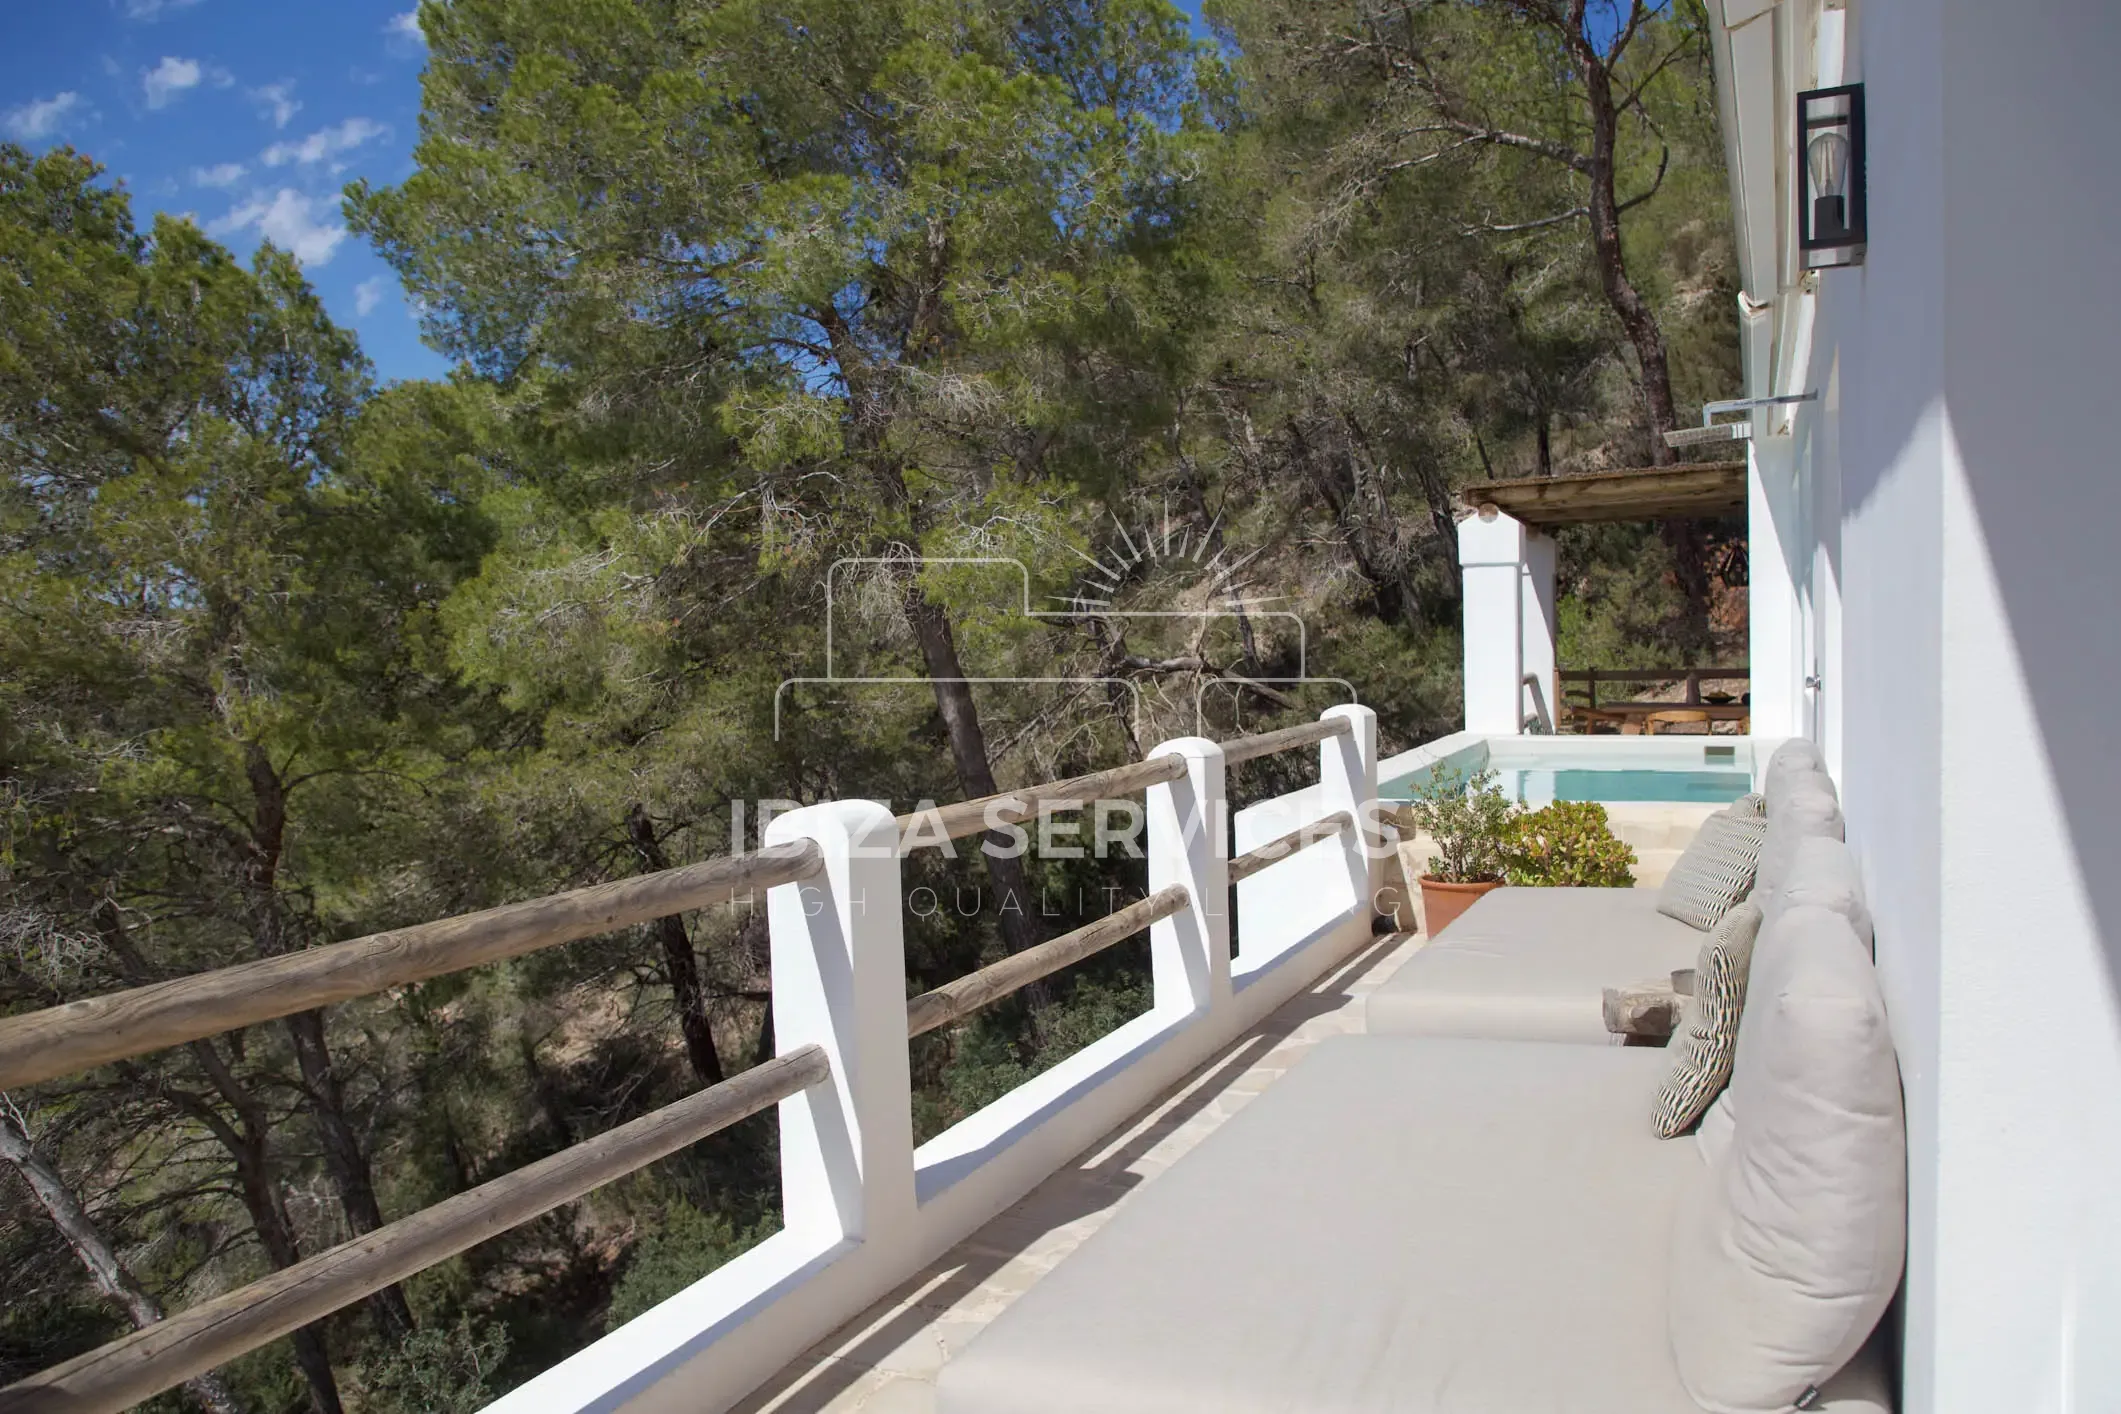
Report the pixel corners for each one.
[1798,83,1866,269]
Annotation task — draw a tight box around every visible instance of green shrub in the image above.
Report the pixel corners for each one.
[1401,765,1518,883]
[605,1201,776,1331]
[360,1316,510,1414]
[1503,801,1637,888]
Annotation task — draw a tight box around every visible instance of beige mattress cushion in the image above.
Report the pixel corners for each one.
[938,1036,1892,1414]
[1366,887,1704,1043]
[1668,906,1906,1412]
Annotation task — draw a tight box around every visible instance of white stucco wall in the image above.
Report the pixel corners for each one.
[1771,0,2121,1407]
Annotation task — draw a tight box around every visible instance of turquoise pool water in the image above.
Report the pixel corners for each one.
[1383,766,1751,805]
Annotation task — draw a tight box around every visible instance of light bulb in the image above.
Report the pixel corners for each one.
[1807,132,1849,199]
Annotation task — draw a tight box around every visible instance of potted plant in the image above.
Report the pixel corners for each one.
[1502,801,1637,888]
[1400,765,1517,935]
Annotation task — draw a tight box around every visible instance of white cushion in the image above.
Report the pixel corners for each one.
[1695,1090,1736,1167]
[1668,905,1906,1413]
[1754,781,1844,899]
[1762,738,1826,814]
[1765,834,1875,955]
[1366,887,1702,1044]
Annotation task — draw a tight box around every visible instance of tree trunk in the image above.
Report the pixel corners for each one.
[96,905,344,1414]
[1572,31,1713,646]
[238,746,414,1341]
[281,1011,416,1339]
[1578,52,1678,462]
[0,1107,247,1414]
[902,584,1050,967]
[626,804,725,1087]
[816,303,1047,973]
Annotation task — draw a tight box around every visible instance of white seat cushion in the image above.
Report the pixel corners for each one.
[1367,887,1703,1043]
[939,1036,1892,1414]
[1668,906,1906,1412]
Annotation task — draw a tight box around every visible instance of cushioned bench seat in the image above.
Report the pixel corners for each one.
[1365,887,1705,1043]
[937,1035,1890,1414]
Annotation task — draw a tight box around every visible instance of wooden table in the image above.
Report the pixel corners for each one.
[1567,701,1751,734]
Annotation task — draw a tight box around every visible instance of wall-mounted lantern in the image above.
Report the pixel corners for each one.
[1798,84,1866,269]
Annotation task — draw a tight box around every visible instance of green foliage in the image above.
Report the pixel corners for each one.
[605,1202,777,1333]
[360,1316,511,1414]
[1503,801,1638,888]
[1403,766,1518,884]
[1,0,1740,1399]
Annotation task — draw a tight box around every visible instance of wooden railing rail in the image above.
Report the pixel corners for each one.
[0,707,1374,1414]
[895,756,1188,844]
[1560,665,1749,710]
[0,842,825,1093]
[1219,715,1350,766]
[1227,811,1355,885]
[894,715,1353,844]
[904,886,1190,1039]
[0,1046,831,1414]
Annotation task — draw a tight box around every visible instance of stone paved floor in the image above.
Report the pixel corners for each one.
[732,929,1426,1414]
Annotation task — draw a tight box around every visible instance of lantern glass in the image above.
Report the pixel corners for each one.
[1798,84,1866,269]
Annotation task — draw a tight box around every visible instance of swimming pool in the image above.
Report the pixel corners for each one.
[1379,738,1757,806]
[1495,767,1750,805]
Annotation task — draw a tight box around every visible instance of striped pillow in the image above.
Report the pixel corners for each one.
[1657,808,1767,930]
[1654,900,1764,1137]
[1728,791,1766,820]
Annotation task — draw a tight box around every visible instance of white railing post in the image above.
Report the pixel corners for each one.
[1320,705,1382,922]
[764,801,915,1259]
[1145,738,1230,1016]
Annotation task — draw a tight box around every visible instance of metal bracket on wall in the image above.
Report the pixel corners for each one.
[1663,392,1820,450]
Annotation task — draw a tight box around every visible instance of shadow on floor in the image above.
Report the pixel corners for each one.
[731,930,1413,1414]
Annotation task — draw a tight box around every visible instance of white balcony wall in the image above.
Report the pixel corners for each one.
[485,708,1383,1414]
[1716,0,2121,1406]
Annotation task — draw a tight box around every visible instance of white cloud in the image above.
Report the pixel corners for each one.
[192,161,247,188]
[207,189,346,267]
[354,277,388,318]
[142,56,203,109]
[386,10,424,43]
[250,81,300,129]
[261,116,386,169]
[5,92,85,142]
[124,0,204,19]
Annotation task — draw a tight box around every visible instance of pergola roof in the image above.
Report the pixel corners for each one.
[1458,462,1747,527]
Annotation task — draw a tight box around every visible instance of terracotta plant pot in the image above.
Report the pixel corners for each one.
[1419,876,1504,937]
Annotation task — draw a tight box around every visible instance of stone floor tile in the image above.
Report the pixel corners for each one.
[850,1374,939,1413]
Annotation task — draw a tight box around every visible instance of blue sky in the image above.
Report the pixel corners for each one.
[3,1,1217,387]
[2,0,449,383]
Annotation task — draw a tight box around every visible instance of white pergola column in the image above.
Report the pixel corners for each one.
[1747,436,1806,739]
[1459,510,1555,735]
[1521,532,1558,733]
